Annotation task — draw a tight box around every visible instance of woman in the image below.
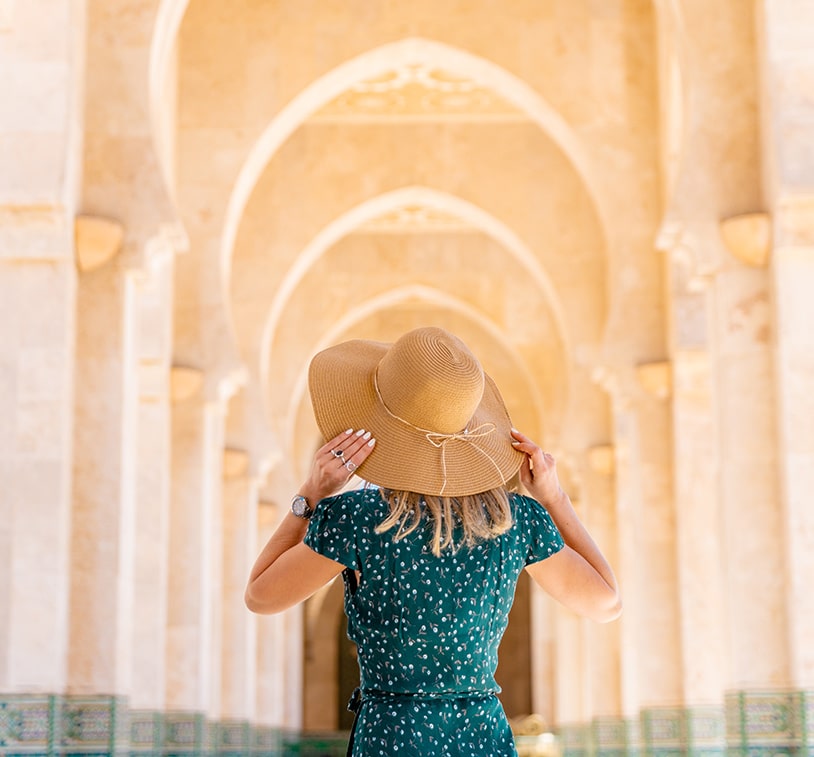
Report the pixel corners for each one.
[246,326,620,757]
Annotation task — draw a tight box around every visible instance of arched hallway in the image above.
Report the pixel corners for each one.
[2,0,814,754]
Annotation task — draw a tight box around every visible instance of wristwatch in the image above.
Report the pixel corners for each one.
[291,494,314,520]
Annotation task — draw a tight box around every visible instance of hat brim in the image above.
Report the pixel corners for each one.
[308,339,524,497]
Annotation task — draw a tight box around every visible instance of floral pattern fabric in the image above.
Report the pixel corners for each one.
[304,488,564,757]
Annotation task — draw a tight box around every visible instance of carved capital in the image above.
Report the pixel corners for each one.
[636,360,672,399]
[588,445,615,476]
[75,215,124,272]
[170,366,204,403]
[223,448,250,479]
[720,212,772,267]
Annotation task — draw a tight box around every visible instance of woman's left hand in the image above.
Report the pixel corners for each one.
[299,428,377,504]
[510,428,563,506]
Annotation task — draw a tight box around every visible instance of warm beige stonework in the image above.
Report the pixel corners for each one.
[2,0,814,750]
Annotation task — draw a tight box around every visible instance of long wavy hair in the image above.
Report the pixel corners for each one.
[375,486,514,557]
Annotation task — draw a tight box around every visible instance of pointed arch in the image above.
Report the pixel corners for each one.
[284,284,551,457]
[219,37,610,290]
[260,185,571,393]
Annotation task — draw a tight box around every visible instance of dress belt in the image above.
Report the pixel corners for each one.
[345,688,364,757]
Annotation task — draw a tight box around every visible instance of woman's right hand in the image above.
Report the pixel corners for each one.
[298,428,376,505]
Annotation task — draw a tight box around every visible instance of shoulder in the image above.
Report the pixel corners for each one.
[314,486,386,521]
[509,491,552,520]
[508,491,564,538]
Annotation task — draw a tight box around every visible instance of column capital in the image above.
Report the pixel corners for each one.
[587,444,616,476]
[720,212,772,267]
[139,221,189,274]
[590,363,641,410]
[170,365,204,403]
[636,361,673,400]
[223,448,250,480]
[656,217,723,292]
[75,215,124,273]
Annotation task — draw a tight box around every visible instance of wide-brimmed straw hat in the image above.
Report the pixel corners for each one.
[308,326,524,497]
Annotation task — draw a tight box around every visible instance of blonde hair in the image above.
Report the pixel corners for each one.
[375,486,514,557]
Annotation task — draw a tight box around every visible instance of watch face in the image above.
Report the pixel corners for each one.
[292,496,311,518]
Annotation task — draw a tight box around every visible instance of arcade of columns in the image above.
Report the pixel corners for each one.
[2,0,813,754]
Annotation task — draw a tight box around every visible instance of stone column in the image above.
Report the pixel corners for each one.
[68,245,146,702]
[0,3,83,724]
[771,200,814,687]
[74,0,182,743]
[166,389,226,727]
[708,259,788,691]
[581,452,623,757]
[529,585,556,728]
[0,210,77,700]
[283,606,305,729]
[255,502,286,734]
[666,271,729,755]
[759,0,814,693]
[555,608,588,757]
[129,250,175,751]
[220,449,259,740]
[603,380,681,756]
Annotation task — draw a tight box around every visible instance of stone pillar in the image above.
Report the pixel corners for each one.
[771,200,814,689]
[710,263,788,691]
[128,250,175,752]
[658,243,730,756]
[529,585,556,728]
[220,449,259,732]
[283,606,305,729]
[68,250,144,697]
[604,381,681,756]
[554,607,588,757]
[581,452,623,757]
[166,390,226,724]
[759,0,814,693]
[0,211,77,698]
[0,0,83,716]
[74,0,183,744]
[255,502,287,730]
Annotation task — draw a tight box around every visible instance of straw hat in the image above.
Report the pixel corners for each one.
[308,327,524,497]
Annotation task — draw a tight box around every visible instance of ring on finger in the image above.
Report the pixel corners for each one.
[344,460,357,473]
[331,449,344,459]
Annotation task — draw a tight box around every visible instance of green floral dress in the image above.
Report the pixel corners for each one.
[304,487,564,757]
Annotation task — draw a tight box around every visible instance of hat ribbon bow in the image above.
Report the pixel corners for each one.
[425,423,506,495]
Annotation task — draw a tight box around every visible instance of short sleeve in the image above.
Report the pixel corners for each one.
[303,493,360,570]
[513,493,565,565]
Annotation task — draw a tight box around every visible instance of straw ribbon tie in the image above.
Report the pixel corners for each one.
[373,369,508,495]
[425,423,504,495]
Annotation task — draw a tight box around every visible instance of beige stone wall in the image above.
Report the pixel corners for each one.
[2,0,814,753]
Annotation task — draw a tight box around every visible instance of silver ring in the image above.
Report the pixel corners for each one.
[331,449,344,459]
[344,460,357,473]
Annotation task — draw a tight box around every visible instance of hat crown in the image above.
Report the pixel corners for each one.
[376,327,484,434]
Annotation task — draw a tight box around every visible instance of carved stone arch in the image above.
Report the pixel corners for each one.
[259,187,572,422]
[283,285,552,481]
[218,36,611,291]
[149,0,190,181]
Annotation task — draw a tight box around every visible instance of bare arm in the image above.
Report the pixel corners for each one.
[245,429,376,615]
[511,429,621,623]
